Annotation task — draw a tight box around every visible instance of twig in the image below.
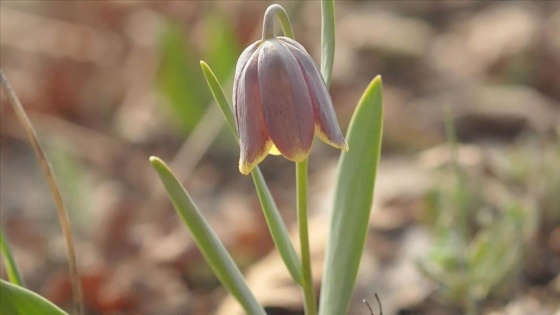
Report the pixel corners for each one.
[0,70,84,315]
[363,293,383,315]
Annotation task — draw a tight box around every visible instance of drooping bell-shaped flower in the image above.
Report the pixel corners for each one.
[233,5,348,175]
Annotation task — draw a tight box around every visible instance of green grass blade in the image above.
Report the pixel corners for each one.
[0,229,24,286]
[149,157,266,315]
[157,22,209,133]
[203,12,239,82]
[1,70,84,315]
[200,61,303,285]
[0,280,69,315]
[319,76,383,315]
[320,0,335,86]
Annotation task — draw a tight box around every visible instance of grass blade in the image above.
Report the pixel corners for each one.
[0,70,84,315]
[149,157,266,315]
[319,76,383,315]
[0,229,24,286]
[251,168,303,284]
[320,0,335,86]
[157,22,208,133]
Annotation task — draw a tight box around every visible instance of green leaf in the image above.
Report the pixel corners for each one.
[320,0,335,86]
[149,157,266,315]
[319,76,383,315]
[203,13,239,81]
[0,280,69,315]
[468,203,525,301]
[0,229,24,286]
[157,21,209,133]
[251,168,303,284]
[200,61,303,285]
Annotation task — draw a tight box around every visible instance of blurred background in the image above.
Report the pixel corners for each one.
[1,1,559,314]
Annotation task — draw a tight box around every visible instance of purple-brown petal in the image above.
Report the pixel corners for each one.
[233,41,261,120]
[258,39,314,162]
[278,36,306,52]
[281,38,348,151]
[235,49,272,175]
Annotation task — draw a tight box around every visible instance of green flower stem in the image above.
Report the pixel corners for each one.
[262,4,295,40]
[0,228,24,286]
[297,159,317,315]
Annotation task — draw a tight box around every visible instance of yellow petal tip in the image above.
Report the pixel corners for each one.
[268,144,282,155]
[239,159,257,175]
[239,165,252,175]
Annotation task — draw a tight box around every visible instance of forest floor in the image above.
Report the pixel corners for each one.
[1,1,559,315]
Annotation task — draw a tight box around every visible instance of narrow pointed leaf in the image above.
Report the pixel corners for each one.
[320,0,335,86]
[319,76,383,315]
[150,157,266,315]
[200,62,303,285]
[0,229,24,286]
[200,61,237,140]
[0,280,69,315]
[251,168,303,284]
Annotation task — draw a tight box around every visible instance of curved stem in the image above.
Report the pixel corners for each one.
[297,159,317,315]
[262,4,295,40]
